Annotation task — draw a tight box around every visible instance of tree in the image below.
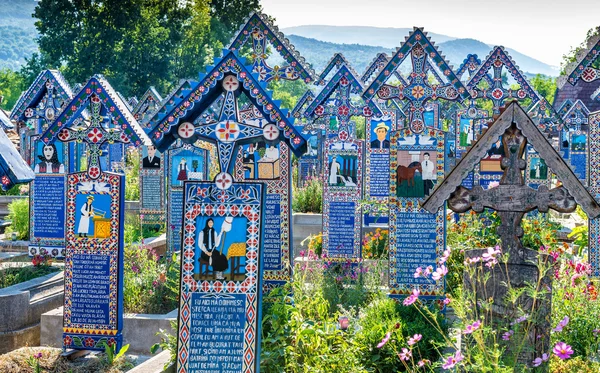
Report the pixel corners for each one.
[530,74,557,104]
[209,0,261,47]
[561,27,600,75]
[0,68,24,110]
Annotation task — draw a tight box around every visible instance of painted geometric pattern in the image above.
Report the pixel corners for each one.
[133,87,163,129]
[139,149,166,227]
[177,183,262,373]
[467,47,540,114]
[40,76,146,147]
[147,50,306,154]
[229,12,315,83]
[565,31,600,85]
[62,172,122,350]
[28,135,68,258]
[589,111,600,276]
[234,143,292,287]
[322,138,363,259]
[364,28,468,134]
[389,128,446,296]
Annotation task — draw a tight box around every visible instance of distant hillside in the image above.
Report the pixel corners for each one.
[282,25,457,48]
[0,0,38,70]
[284,26,559,77]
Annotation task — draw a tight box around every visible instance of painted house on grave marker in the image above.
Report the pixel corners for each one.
[363,27,468,298]
[145,49,306,373]
[304,53,383,259]
[10,70,74,258]
[40,75,150,352]
[134,87,167,229]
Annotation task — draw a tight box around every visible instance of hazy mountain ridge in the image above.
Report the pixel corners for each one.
[0,0,38,70]
[284,26,559,77]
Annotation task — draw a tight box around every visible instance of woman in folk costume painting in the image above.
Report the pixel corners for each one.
[77,195,95,238]
[195,218,229,280]
[177,158,188,185]
[34,143,64,174]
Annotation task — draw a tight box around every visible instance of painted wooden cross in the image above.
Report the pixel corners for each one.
[447,123,577,262]
[56,94,132,179]
[185,74,281,190]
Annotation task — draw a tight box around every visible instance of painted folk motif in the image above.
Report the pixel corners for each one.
[140,145,166,227]
[235,142,292,291]
[364,111,397,225]
[166,142,210,253]
[389,128,446,298]
[177,182,264,373]
[11,70,73,258]
[40,75,149,352]
[322,138,363,259]
[588,111,600,276]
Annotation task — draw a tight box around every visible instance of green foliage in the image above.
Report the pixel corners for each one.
[5,197,29,240]
[98,342,130,367]
[125,149,140,201]
[0,68,25,110]
[269,79,309,110]
[549,355,600,372]
[292,176,322,213]
[561,27,600,75]
[31,0,260,98]
[0,264,59,289]
[552,255,600,359]
[530,74,557,104]
[123,245,179,314]
[150,320,178,369]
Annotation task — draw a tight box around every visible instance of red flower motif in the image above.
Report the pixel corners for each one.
[84,337,95,347]
[63,336,73,346]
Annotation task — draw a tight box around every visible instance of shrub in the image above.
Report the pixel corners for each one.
[5,197,29,240]
[362,228,389,259]
[125,148,140,201]
[292,176,322,213]
[0,264,60,289]
[549,355,600,372]
[123,245,179,314]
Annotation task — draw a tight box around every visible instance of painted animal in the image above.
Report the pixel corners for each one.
[397,163,422,187]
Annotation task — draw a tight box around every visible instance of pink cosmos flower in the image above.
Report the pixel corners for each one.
[439,249,451,264]
[510,314,529,326]
[414,267,423,278]
[398,348,412,361]
[443,297,451,305]
[34,352,42,359]
[432,265,448,281]
[417,359,430,367]
[502,330,514,341]
[403,288,420,306]
[553,342,574,360]
[407,334,422,346]
[463,321,481,334]
[532,353,549,367]
[442,350,464,370]
[552,316,569,332]
[424,265,433,276]
[377,332,391,348]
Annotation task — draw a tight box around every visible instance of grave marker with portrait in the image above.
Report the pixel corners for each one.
[140,144,165,226]
[389,127,446,298]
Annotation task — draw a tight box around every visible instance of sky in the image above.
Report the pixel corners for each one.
[260,0,600,67]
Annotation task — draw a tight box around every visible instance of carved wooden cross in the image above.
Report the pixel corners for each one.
[447,123,577,262]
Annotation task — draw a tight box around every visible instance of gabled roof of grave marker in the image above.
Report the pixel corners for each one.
[422,101,600,218]
[315,53,360,86]
[146,49,307,155]
[303,55,383,127]
[291,89,315,119]
[527,97,564,134]
[456,54,481,80]
[40,75,151,146]
[0,126,34,190]
[10,70,73,123]
[553,79,600,113]
[559,27,600,88]
[466,47,540,110]
[117,92,132,111]
[562,99,590,127]
[361,53,408,86]
[228,12,315,83]
[0,109,13,130]
[363,27,469,101]
[133,86,163,128]
[557,99,574,117]
[128,96,139,108]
